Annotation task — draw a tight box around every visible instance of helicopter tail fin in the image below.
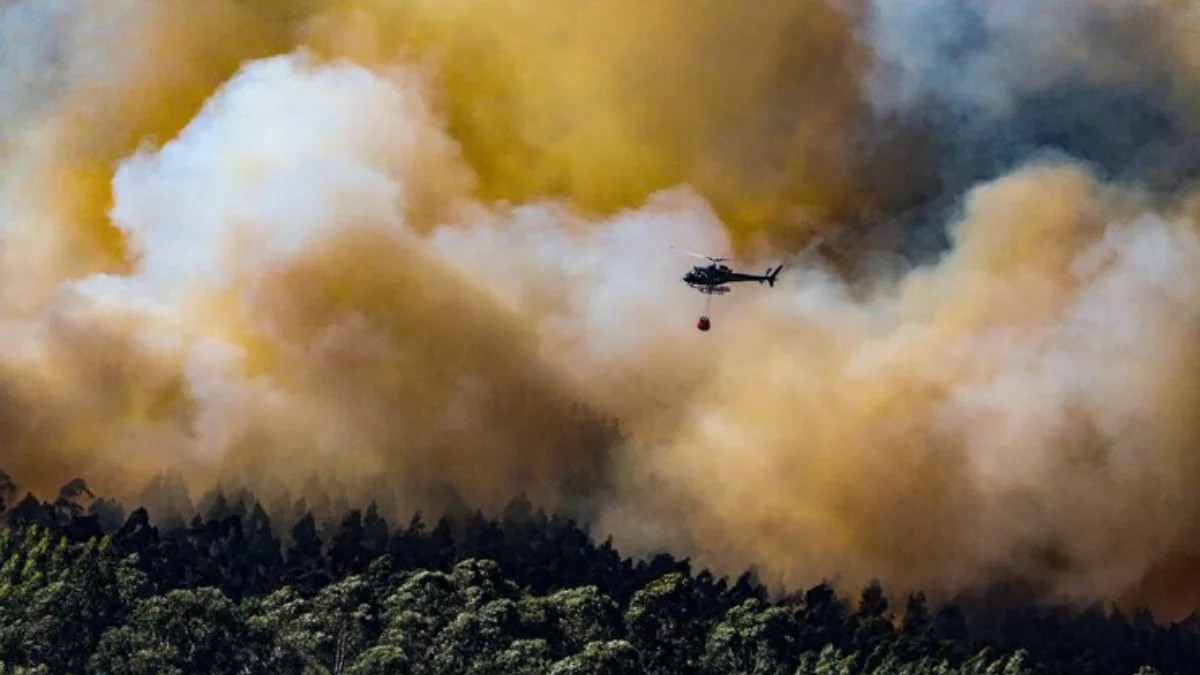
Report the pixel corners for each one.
[766,265,782,287]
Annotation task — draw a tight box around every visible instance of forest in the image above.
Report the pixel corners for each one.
[0,470,1195,675]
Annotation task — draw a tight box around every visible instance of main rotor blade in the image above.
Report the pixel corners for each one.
[669,246,728,262]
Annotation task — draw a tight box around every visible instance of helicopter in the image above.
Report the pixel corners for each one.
[672,247,783,332]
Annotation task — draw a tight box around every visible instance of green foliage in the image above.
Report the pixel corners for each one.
[625,572,706,674]
[543,585,623,652]
[701,599,799,674]
[345,645,410,674]
[0,664,50,675]
[546,640,642,675]
[88,587,249,675]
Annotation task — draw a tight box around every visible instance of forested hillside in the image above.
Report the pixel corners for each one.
[0,472,1194,675]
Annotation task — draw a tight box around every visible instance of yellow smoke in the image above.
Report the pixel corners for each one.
[5,0,1200,620]
[297,0,878,246]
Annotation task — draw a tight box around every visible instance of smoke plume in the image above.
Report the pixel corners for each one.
[5,0,1200,618]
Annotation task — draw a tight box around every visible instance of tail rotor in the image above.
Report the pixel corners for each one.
[757,265,783,287]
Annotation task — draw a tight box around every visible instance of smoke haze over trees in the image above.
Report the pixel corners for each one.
[0,473,1196,675]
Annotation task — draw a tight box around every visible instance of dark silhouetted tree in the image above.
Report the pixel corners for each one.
[285,512,330,595]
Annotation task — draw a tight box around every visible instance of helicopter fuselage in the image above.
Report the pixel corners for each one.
[682,263,775,288]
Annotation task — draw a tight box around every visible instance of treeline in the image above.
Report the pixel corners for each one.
[0,472,1195,674]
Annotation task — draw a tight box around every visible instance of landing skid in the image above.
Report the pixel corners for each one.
[689,284,730,295]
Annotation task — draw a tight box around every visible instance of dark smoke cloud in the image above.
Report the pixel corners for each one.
[873,1,1200,173]
[858,0,1200,262]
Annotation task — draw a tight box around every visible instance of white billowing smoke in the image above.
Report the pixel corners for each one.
[108,52,461,300]
[428,189,733,378]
